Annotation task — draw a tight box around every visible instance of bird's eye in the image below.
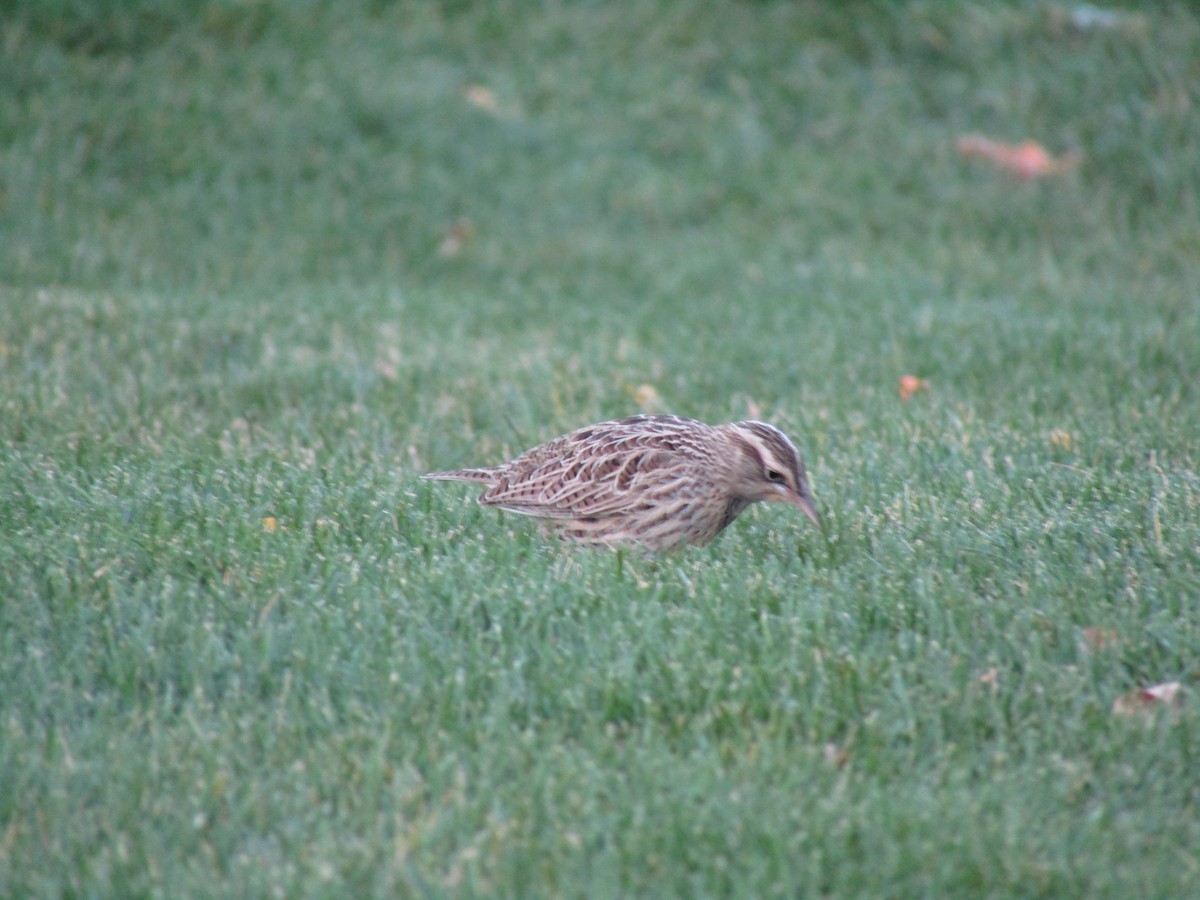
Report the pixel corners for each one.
[766,469,786,484]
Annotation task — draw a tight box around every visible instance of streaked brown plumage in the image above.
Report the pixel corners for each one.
[422,414,821,551]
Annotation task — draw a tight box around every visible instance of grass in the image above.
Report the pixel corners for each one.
[2,0,1199,895]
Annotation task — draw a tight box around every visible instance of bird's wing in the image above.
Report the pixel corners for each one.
[479,428,705,519]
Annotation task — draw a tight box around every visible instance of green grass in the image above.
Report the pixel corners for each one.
[2,1,1199,895]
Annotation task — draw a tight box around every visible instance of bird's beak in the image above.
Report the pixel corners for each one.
[775,485,822,527]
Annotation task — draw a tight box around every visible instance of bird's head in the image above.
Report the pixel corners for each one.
[724,420,821,527]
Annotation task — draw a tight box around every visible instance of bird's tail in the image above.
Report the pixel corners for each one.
[421,467,503,485]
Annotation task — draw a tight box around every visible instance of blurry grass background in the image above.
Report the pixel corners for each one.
[2,1,1198,895]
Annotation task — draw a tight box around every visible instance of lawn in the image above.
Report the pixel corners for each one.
[2,1,1198,896]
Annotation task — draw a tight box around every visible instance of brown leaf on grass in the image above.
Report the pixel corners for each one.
[957,134,1081,179]
[823,741,850,769]
[437,218,473,258]
[463,85,499,112]
[978,667,1000,688]
[1079,626,1120,654]
[1112,681,1182,720]
[1049,429,1072,451]
[463,84,523,121]
[899,375,930,401]
[631,383,663,412]
[262,516,277,532]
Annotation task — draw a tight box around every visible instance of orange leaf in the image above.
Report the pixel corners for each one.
[899,375,930,401]
[262,516,277,533]
[1049,429,1072,451]
[957,134,1081,179]
[631,383,663,412]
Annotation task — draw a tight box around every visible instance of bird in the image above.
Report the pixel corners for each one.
[422,414,821,551]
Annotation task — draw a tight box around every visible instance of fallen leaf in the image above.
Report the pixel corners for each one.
[1049,429,1072,451]
[463,85,498,112]
[823,741,850,769]
[632,383,663,411]
[1112,681,1182,720]
[1142,682,1181,703]
[957,134,1081,179]
[978,667,1000,687]
[437,218,473,258]
[899,375,930,401]
[1079,626,1120,653]
[262,516,277,533]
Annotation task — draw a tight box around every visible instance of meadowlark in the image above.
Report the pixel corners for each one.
[422,414,821,550]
